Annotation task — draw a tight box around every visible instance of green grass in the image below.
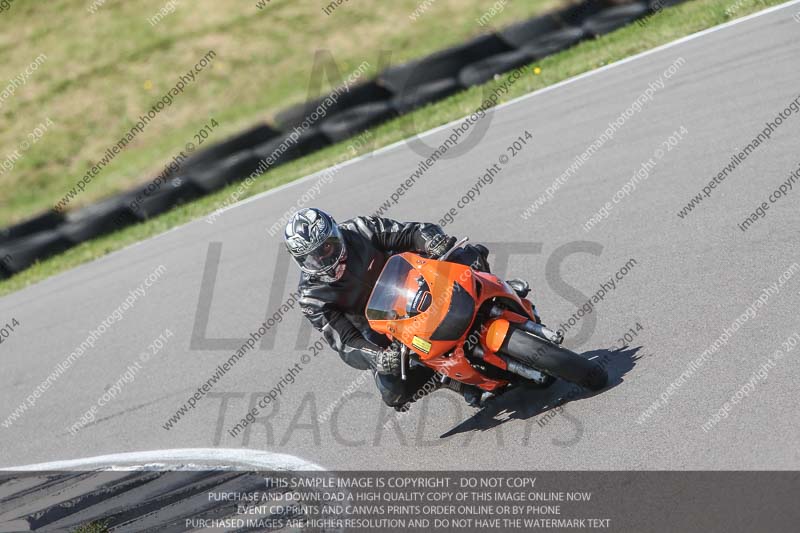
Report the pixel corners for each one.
[0,0,563,225]
[0,0,785,296]
[71,520,109,533]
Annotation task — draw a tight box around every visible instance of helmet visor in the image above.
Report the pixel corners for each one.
[297,225,346,274]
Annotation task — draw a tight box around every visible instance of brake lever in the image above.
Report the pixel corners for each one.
[439,236,469,261]
[400,345,408,381]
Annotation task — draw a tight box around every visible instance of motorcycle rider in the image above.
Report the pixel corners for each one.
[284,207,534,410]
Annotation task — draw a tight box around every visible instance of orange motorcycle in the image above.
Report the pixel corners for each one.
[365,238,607,399]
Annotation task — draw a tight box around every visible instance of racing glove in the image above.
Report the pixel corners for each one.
[375,344,402,376]
[420,227,457,258]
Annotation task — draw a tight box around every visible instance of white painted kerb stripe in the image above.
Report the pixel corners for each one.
[1,448,326,471]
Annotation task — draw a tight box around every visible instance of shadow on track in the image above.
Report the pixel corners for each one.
[440,345,642,438]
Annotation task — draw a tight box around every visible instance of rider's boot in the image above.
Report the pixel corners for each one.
[441,378,485,407]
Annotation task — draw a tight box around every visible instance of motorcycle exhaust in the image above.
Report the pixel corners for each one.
[472,344,550,385]
[498,355,550,385]
[519,321,564,345]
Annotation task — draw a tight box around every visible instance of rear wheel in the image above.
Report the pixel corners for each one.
[499,327,608,391]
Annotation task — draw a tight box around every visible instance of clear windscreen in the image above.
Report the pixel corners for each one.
[365,255,432,321]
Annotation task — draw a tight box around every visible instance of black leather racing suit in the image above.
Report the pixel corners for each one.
[297,216,488,407]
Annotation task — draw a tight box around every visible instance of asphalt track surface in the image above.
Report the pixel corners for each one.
[2,2,800,471]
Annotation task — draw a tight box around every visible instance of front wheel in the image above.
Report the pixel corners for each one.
[499,327,608,391]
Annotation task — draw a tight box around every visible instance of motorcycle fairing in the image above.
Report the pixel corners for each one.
[366,253,537,390]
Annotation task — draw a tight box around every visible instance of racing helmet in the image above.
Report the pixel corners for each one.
[284,207,347,280]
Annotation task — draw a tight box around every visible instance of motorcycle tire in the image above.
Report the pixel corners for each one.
[500,328,608,391]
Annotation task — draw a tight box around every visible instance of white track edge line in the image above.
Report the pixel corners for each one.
[11,1,797,296]
[225,0,800,212]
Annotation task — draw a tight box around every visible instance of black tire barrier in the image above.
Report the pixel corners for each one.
[497,14,563,49]
[390,77,462,113]
[557,0,607,27]
[126,176,204,221]
[319,101,398,143]
[252,127,332,168]
[58,196,140,245]
[274,81,394,129]
[0,2,664,280]
[188,125,332,195]
[458,49,537,88]
[650,0,687,10]
[187,150,264,194]
[173,123,280,176]
[521,26,587,60]
[379,33,512,95]
[282,126,332,157]
[0,230,72,274]
[0,210,64,245]
[582,2,650,37]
